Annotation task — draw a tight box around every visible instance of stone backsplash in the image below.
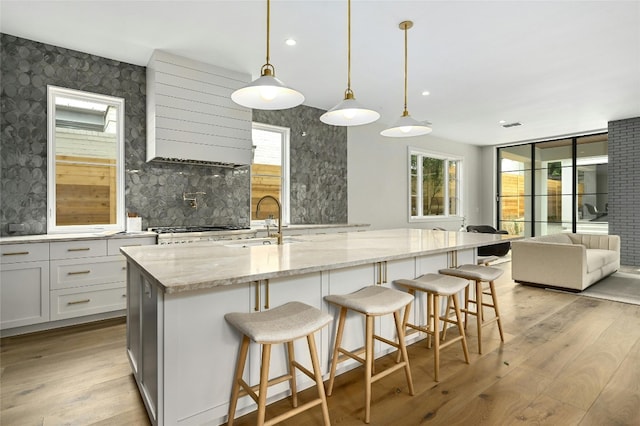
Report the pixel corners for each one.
[0,34,347,236]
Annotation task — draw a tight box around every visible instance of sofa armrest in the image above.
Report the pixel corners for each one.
[511,240,586,289]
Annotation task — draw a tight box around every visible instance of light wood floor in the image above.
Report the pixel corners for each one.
[2,263,640,425]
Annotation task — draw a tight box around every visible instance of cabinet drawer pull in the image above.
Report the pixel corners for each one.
[68,247,91,252]
[2,251,30,256]
[68,270,91,275]
[122,294,127,298]
[67,299,91,305]
[264,279,270,310]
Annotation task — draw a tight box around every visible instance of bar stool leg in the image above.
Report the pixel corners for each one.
[475,280,484,354]
[257,344,272,426]
[286,341,298,408]
[489,280,505,342]
[427,292,434,348]
[397,291,414,363]
[364,315,374,424]
[453,294,470,364]
[464,285,470,330]
[327,307,347,396]
[433,293,441,382]
[307,334,331,426]
[228,335,250,426]
[393,309,414,395]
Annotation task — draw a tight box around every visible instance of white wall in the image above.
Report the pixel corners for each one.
[347,122,488,230]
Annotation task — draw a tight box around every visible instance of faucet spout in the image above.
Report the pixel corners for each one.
[256,195,283,245]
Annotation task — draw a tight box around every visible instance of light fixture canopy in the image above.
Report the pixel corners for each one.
[320,0,379,126]
[382,20,432,137]
[231,0,304,110]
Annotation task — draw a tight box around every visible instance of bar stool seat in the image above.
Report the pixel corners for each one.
[225,302,332,426]
[439,264,505,354]
[325,286,415,424]
[395,274,470,381]
[477,255,499,266]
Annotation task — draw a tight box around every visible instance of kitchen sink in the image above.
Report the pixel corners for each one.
[222,237,304,248]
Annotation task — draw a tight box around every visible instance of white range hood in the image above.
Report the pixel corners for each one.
[146,51,253,168]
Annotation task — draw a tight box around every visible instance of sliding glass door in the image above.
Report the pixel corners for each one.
[497,134,608,237]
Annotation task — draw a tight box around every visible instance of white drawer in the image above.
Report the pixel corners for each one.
[107,237,156,256]
[50,282,127,320]
[50,257,126,289]
[1,243,49,264]
[50,240,107,260]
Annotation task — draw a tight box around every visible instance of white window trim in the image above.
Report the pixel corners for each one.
[47,86,125,234]
[407,146,463,222]
[250,122,290,226]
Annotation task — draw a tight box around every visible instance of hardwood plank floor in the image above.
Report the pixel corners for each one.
[2,262,639,425]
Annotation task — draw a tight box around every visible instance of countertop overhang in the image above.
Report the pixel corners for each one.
[121,228,516,294]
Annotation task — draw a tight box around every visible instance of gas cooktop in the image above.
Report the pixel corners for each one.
[149,225,250,234]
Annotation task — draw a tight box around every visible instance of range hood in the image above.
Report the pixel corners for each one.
[146,51,253,168]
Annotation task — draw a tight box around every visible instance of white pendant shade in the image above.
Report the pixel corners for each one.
[380,113,432,137]
[232,74,304,110]
[382,20,433,138]
[320,96,380,126]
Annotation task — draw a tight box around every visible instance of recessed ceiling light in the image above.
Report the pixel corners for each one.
[499,120,506,124]
[421,90,430,96]
[285,38,297,46]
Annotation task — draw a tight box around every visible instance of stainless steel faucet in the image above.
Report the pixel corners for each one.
[256,195,283,245]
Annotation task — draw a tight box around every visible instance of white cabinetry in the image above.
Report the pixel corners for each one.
[49,237,155,321]
[0,243,50,329]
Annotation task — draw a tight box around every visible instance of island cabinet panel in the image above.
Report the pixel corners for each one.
[162,283,253,426]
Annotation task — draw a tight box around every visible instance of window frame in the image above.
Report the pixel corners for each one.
[408,147,463,222]
[47,86,125,234]
[250,122,290,226]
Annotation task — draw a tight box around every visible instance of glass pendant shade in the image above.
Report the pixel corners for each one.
[380,112,432,137]
[320,92,380,126]
[231,72,304,110]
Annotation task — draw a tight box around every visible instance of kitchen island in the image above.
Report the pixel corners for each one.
[121,228,513,425]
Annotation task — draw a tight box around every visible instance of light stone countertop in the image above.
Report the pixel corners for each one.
[0,231,157,244]
[121,228,515,294]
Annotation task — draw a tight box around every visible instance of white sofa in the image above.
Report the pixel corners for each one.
[511,233,620,291]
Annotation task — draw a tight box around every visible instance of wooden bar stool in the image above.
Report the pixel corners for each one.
[394,273,470,382]
[324,286,415,424]
[477,255,499,266]
[439,264,505,354]
[225,301,332,426]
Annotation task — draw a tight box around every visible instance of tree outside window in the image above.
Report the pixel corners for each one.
[409,150,461,219]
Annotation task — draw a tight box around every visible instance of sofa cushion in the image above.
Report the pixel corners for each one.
[585,249,619,273]
[532,233,573,244]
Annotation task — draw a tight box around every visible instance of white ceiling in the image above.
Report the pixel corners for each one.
[2,0,639,146]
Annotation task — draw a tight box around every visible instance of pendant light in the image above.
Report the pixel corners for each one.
[381,21,432,137]
[231,0,304,110]
[320,0,379,126]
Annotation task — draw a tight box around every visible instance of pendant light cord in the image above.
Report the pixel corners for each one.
[346,0,352,95]
[262,0,274,76]
[403,22,408,115]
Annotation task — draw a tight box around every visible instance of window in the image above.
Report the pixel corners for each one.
[47,86,125,233]
[250,123,290,224]
[497,133,608,237]
[409,148,462,219]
